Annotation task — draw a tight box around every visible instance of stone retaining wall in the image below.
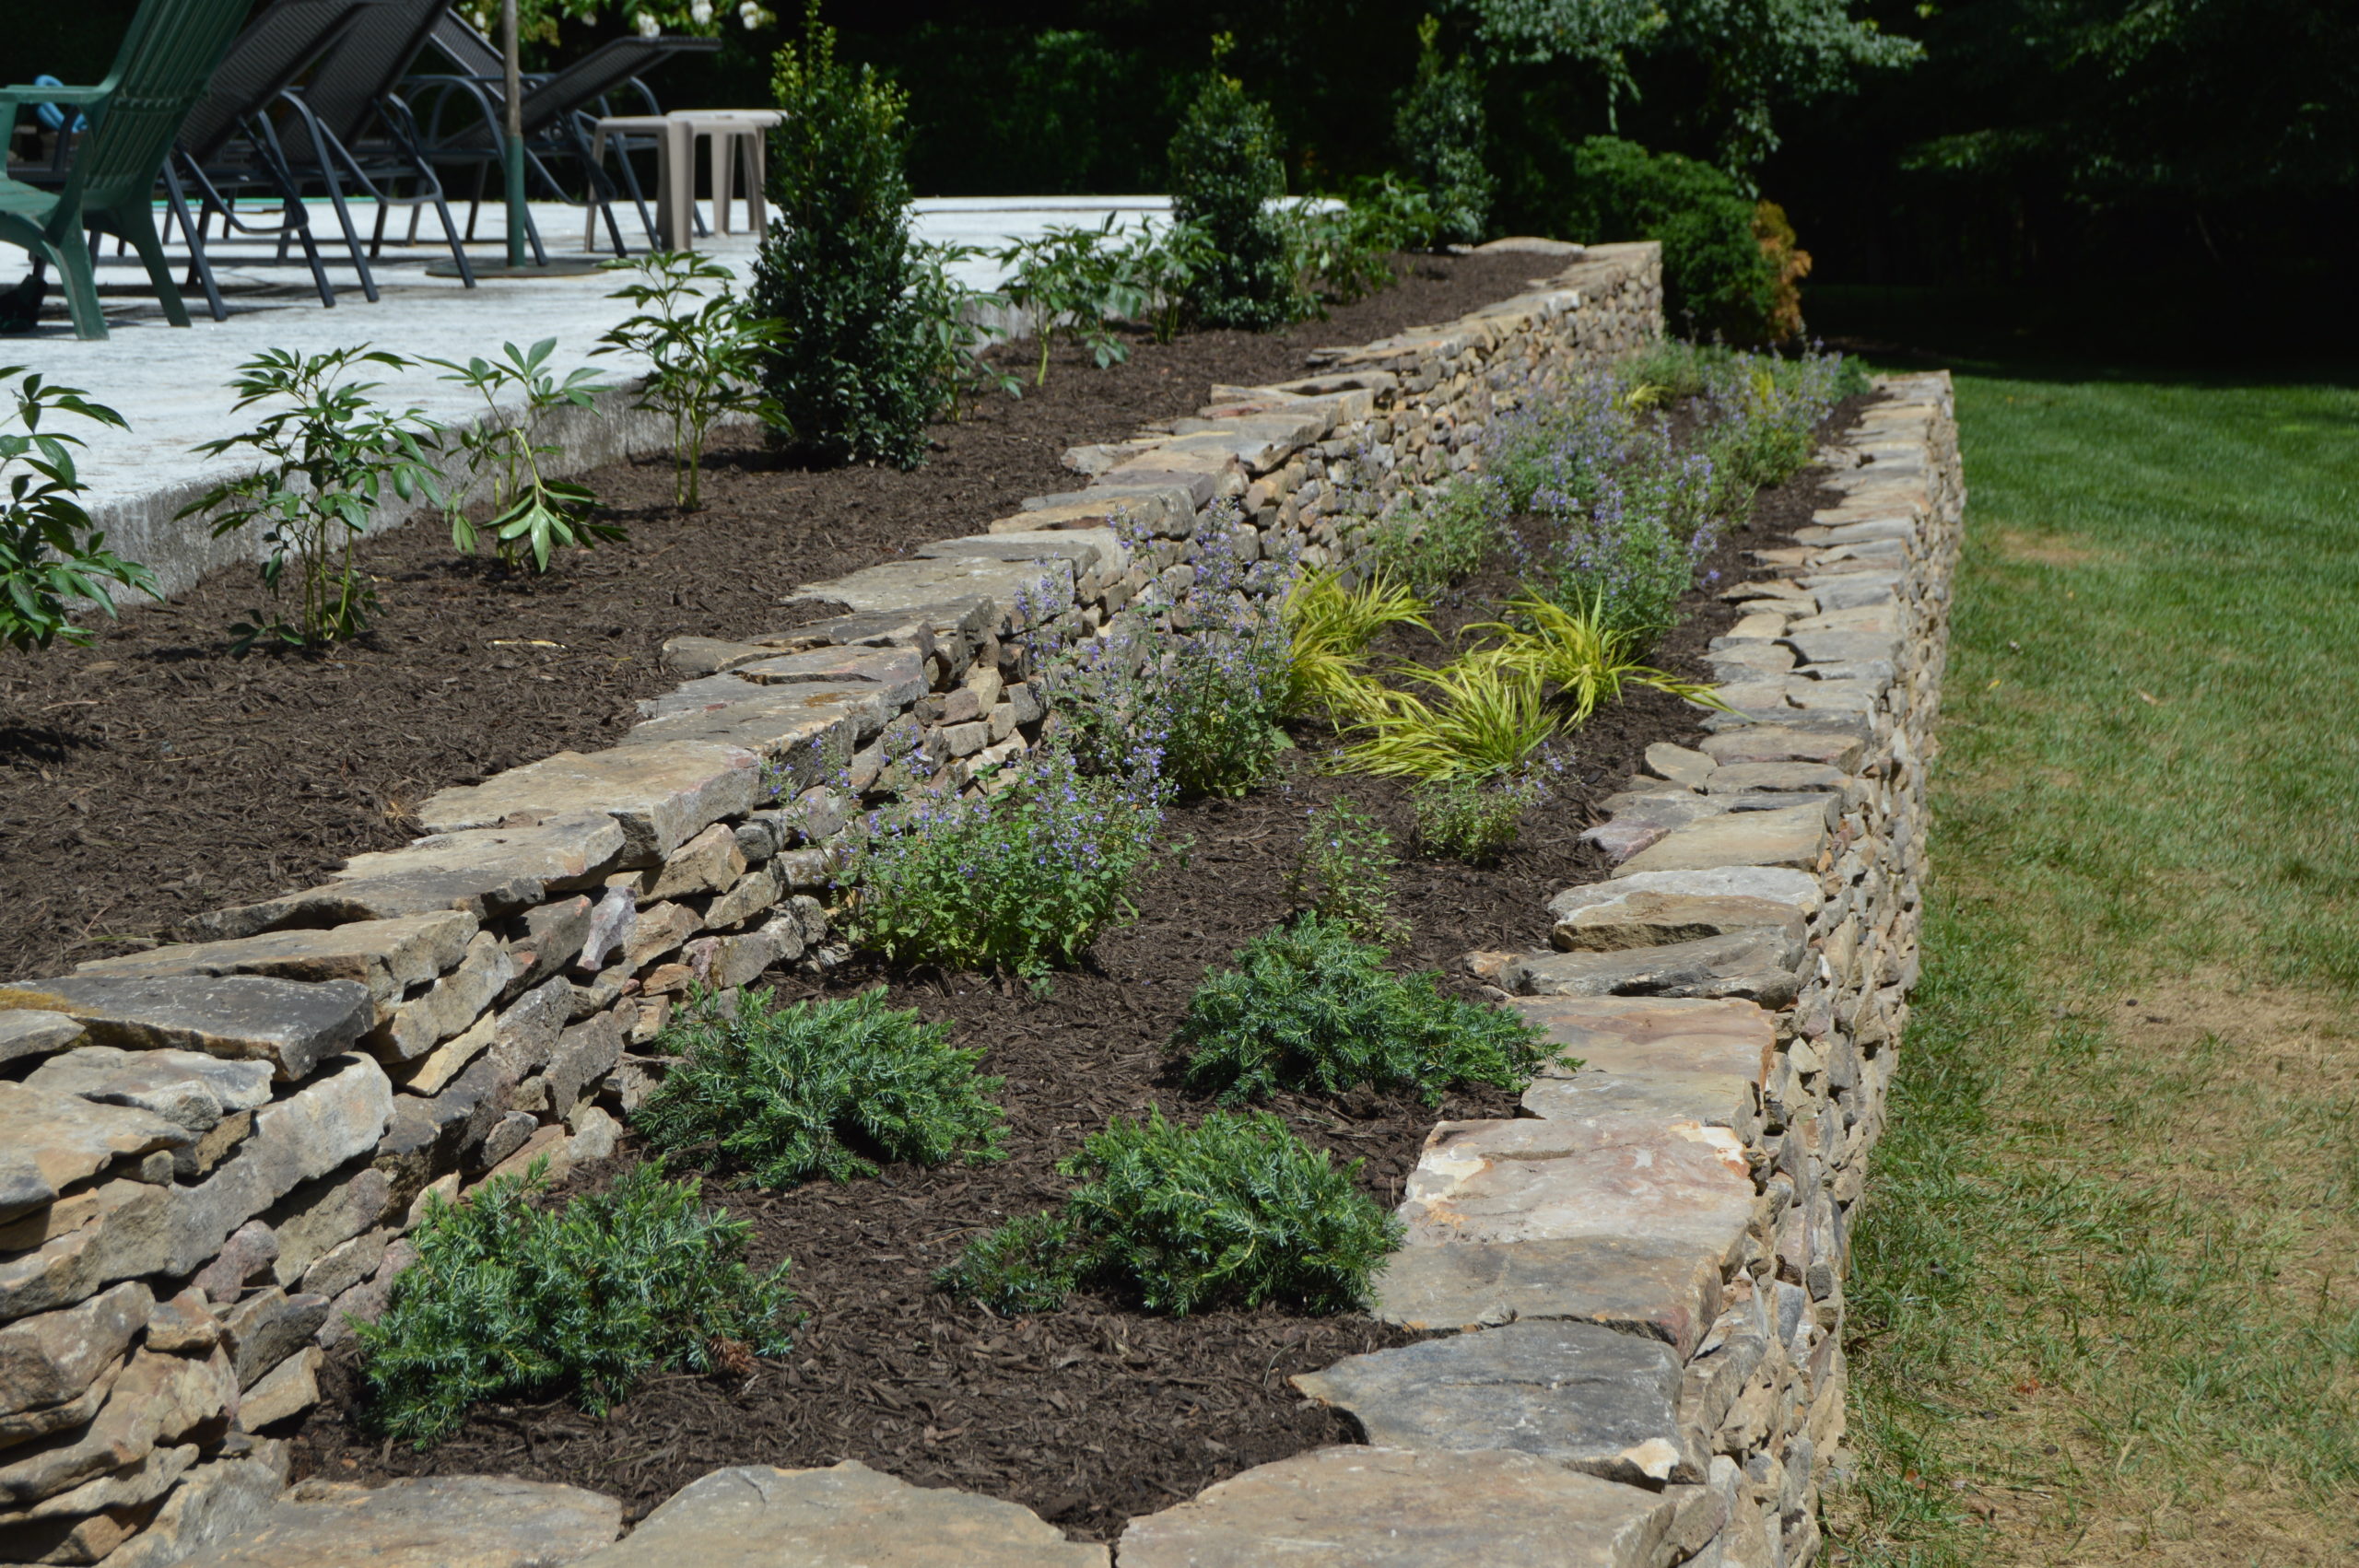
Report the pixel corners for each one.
[0,242,1666,1568]
[1121,373,1964,1567]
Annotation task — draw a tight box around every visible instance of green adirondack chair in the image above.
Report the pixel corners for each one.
[0,0,256,339]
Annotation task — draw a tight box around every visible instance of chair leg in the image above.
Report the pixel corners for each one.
[51,236,107,340]
[116,205,193,329]
[162,164,227,322]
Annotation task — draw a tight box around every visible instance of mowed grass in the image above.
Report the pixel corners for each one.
[1828,369,2359,1565]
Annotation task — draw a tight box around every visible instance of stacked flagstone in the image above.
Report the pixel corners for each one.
[0,243,1661,1568]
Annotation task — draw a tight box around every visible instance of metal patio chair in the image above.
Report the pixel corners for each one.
[405,18,718,257]
[268,0,478,286]
[167,0,390,319]
[0,0,256,338]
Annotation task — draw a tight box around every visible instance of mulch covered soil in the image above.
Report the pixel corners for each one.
[281,404,1872,1542]
[0,252,1561,981]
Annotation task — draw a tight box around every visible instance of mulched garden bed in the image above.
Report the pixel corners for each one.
[0,252,1560,981]
[280,401,1872,1543]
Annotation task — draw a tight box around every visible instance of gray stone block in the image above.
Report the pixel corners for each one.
[173,1475,622,1568]
[1118,1446,1679,1568]
[568,1462,1104,1568]
[1294,1319,1698,1485]
[0,976,372,1082]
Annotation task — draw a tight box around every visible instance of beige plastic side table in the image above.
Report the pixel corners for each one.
[587,115,692,251]
[667,109,783,237]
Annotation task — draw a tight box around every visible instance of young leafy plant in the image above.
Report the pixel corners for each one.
[1368,475,1507,599]
[1172,912,1556,1106]
[1413,772,1545,863]
[596,252,784,510]
[358,1158,796,1447]
[1114,217,1216,343]
[995,216,1144,385]
[426,338,620,572]
[183,346,442,650]
[1288,796,1402,944]
[1,366,156,651]
[639,987,1006,1187]
[909,239,1025,418]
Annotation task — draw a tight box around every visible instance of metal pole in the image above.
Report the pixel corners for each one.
[501,0,527,267]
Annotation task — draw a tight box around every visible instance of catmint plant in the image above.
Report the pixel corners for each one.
[843,743,1165,988]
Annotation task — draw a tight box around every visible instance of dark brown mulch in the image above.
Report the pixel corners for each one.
[0,253,1563,982]
[281,404,1872,1542]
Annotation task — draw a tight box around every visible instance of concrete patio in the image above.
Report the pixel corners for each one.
[2,195,1170,595]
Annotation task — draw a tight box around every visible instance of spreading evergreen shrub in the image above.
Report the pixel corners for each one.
[1393,17,1492,246]
[750,5,937,467]
[930,1211,1082,1316]
[1559,137,1783,345]
[358,1161,795,1447]
[1172,913,1556,1105]
[938,1110,1398,1316]
[1168,51,1295,331]
[1067,1108,1402,1315]
[639,988,1006,1187]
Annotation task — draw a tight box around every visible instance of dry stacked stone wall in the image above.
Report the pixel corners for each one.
[0,241,1959,1567]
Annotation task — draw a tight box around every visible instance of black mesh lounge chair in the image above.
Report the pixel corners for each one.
[270,0,477,285]
[405,21,718,257]
[167,0,389,318]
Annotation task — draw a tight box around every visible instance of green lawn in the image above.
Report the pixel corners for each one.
[1830,366,2359,1565]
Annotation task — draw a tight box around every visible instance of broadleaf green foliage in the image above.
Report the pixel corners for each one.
[424,338,620,571]
[639,988,1006,1186]
[1173,913,1557,1106]
[358,1159,795,1447]
[1394,16,1492,245]
[929,1211,1082,1316]
[1062,1108,1402,1315]
[595,252,785,511]
[1414,772,1543,862]
[1559,137,1781,343]
[750,5,939,468]
[1168,57,1295,331]
[994,215,1144,385]
[1288,797,1402,944]
[906,240,1026,417]
[844,744,1163,986]
[182,346,442,651]
[1,367,156,651]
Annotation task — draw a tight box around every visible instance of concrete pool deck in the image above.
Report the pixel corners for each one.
[1,196,1172,597]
